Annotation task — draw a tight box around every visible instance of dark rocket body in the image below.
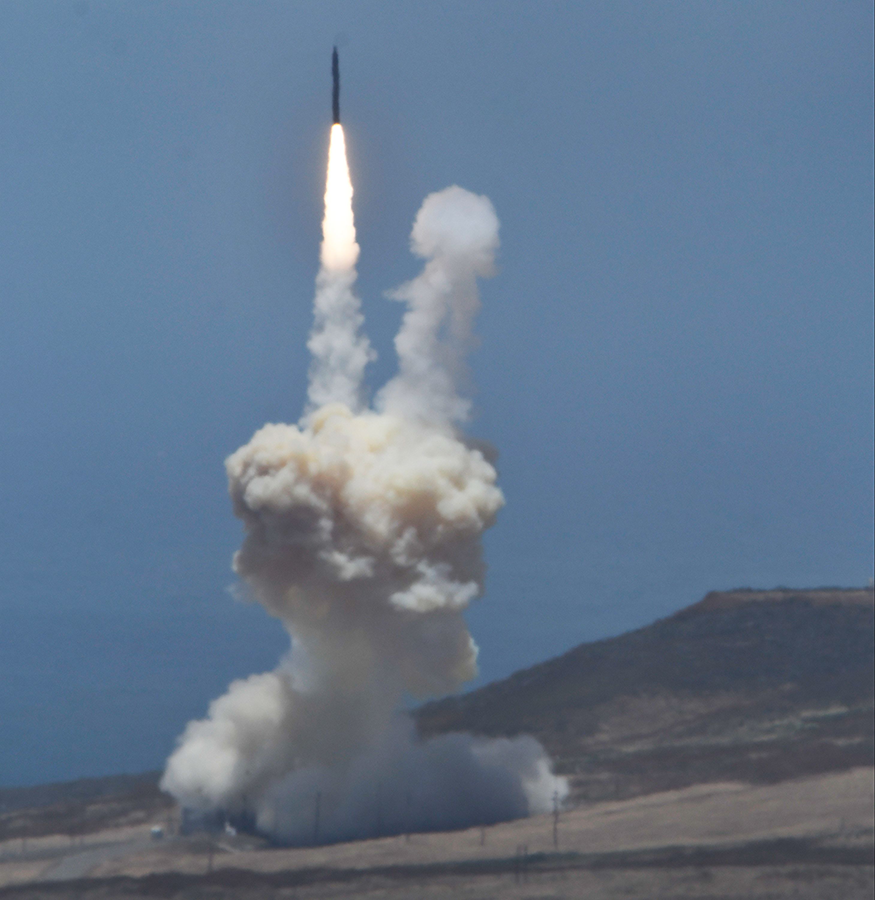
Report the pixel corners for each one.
[332,47,340,124]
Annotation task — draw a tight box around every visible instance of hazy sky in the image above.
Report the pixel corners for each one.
[1,1,872,786]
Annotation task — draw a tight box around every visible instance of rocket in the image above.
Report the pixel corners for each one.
[332,46,340,125]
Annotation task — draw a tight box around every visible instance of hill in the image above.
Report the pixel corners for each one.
[0,774,169,843]
[0,774,163,816]
[417,588,874,801]
[2,588,871,842]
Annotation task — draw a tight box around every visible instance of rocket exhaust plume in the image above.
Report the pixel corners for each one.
[306,117,372,412]
[162,79,567,843]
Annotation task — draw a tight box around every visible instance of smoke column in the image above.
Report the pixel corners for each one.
[162,123,567,843]
[306,124,373,412]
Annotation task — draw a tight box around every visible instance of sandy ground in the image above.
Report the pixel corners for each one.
[86,767,875,878]
[0,767,871,898]
[160,866,872,900]
[0,824,162,888]
[0,822,160,864]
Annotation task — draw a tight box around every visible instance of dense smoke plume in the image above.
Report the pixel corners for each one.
[162,124,567,843]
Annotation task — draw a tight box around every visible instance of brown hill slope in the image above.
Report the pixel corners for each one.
[2,588,871,841]
[417,588,874,801]
[0,775,170,843]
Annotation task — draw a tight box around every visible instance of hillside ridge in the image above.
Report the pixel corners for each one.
[417,587,874,801]
[2,587,872,835]
[684,587,873,614]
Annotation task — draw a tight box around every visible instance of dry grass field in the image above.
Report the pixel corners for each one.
[1,767,871,899]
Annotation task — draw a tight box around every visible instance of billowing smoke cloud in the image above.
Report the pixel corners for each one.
[376,185,499,425]
[162,125,567,843]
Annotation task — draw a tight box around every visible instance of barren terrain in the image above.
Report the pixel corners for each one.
[1,767,871,898]
[2,588,872,898]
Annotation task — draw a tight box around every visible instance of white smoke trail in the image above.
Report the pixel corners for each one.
[162,129,567,842]
[306,125,373,412]
[377,185,499,425]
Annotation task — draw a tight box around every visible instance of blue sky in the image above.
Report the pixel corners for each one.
[0,1,872,786]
